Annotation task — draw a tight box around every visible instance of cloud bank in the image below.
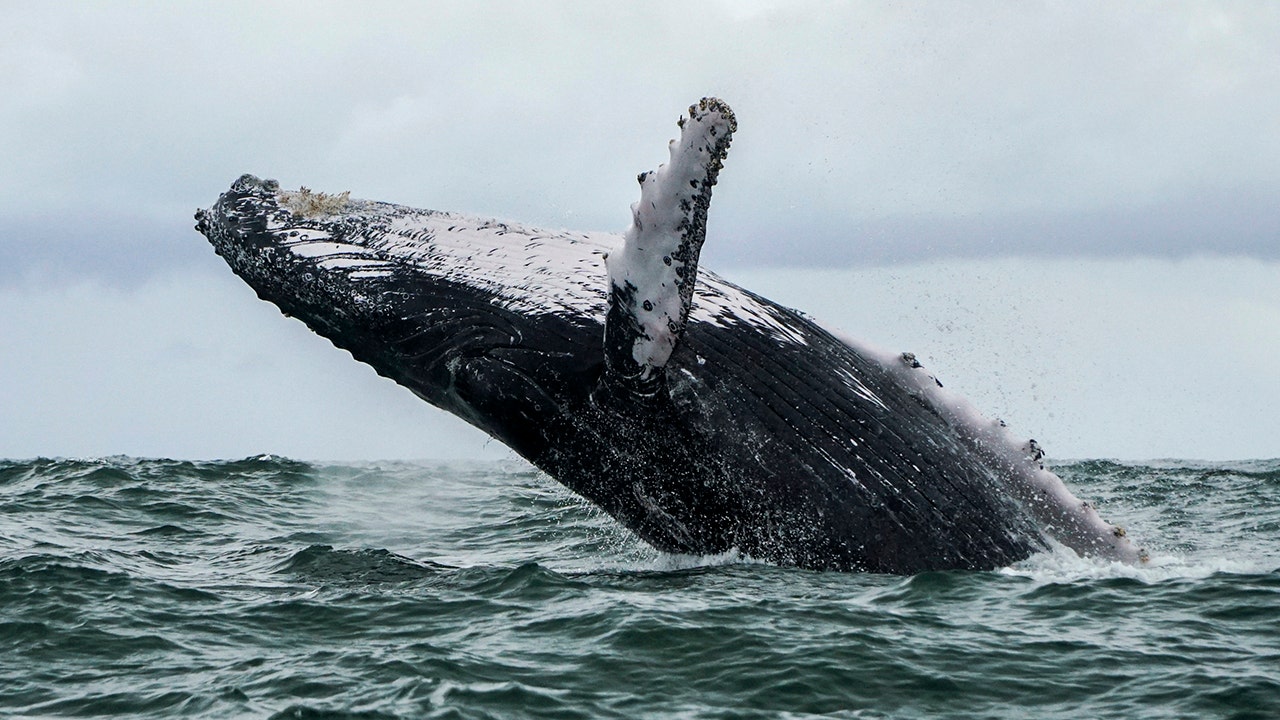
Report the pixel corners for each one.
[3,257,1276,461]
[2,2,1277,281]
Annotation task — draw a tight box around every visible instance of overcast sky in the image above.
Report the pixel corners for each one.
[4,1,1278,275]
[2,2,1278,460]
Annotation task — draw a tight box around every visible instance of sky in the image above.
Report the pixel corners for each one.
[2,1,1278,461]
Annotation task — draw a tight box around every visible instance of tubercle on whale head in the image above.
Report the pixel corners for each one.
[195,176,336,294]
[603,97,737,391]
[278,186,353,217]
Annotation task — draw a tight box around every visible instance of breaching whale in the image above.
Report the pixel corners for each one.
[196,98,1142,573]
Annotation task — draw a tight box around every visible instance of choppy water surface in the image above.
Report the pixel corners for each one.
[1,456,1277,718]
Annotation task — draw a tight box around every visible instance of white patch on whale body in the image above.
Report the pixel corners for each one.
[262,185,824,355]
[263,193,617,318]
[691,280,811,349]
[826,327,1145,564]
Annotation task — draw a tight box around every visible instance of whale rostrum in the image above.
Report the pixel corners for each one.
[195,97,1144,573]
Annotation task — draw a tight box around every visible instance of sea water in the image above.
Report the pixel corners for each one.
[1,456,1277,718]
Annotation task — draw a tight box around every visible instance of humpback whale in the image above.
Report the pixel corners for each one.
[196,98,1142,573]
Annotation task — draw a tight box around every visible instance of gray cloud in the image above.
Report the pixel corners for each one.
[2,1,1278,283]
[705,187,1280,269]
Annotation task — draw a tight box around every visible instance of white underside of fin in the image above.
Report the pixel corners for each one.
[605,98,736,377]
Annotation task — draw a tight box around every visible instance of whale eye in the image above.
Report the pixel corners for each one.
[643,300,653,311]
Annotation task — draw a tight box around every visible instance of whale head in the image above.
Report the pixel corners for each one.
[195,174,613,458]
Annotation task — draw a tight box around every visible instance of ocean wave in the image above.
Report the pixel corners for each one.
[2,456,1279,718]
[278,544,450,584]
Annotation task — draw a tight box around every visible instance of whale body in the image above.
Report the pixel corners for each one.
[196,98,1141,573]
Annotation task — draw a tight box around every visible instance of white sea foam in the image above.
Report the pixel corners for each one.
[1003,540,1268,584]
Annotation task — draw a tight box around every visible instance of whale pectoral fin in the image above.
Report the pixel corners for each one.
[601,98,736,398]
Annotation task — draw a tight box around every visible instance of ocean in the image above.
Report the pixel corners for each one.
[1,456,1277,719]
